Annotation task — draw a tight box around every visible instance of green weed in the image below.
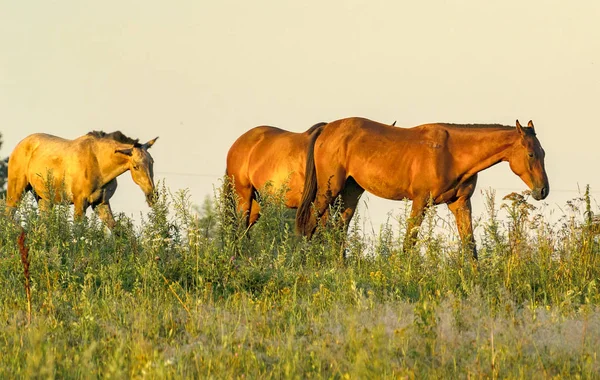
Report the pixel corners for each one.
[0,182,598,378]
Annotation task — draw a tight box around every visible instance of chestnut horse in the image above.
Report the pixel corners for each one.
[226,121,398,228]
[296,117,549,258]
[226,122,327,227]
[6,131,158,229]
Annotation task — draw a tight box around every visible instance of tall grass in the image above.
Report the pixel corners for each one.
[0,181,598,378]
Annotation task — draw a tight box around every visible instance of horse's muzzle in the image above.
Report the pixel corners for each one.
[532,186,549,201]
[146,192,156,207]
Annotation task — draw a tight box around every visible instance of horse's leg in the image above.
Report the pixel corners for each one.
[404,197,428,253]
[93,202,116,230]
[339,177,365,232]
[305,171,347,238]
[447,175,478,259]
[72,197,89,222]
[233,182,255,228]
[92,179,118,230]
[335,177,365,259]
[37,197,51,213]
[248,199,261,227]
[5,172,29,216]
[448,197,477,259]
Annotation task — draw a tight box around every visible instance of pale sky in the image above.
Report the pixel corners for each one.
[1,1,599,234]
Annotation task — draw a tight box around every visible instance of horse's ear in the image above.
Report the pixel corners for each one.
[142,137,159,150]
[115,148,133,156]
[527,120,536,135]
[515,119,524,135]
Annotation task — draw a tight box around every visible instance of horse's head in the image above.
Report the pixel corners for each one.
[116,137,159,206]
[508,120,549,200]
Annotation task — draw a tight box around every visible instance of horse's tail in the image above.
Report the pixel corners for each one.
[296,122,327,236]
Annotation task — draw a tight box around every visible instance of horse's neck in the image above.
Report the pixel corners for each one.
[452,128,517,177]
[95,141,130,183]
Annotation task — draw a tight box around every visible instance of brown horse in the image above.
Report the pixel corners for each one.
[226,122,327,227]
[6,131,158,229]
[226,121,398,227]
[296,117,549,258]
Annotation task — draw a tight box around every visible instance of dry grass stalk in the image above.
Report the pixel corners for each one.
[17,229,32,326]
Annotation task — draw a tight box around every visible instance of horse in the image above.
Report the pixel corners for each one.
[226,122,327,227]
[5,130,158,229]
[296,117,549,259]
[226,120,400,227]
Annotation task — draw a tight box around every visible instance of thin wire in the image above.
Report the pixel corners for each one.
[156,171,222,178]
[492,187,600,194]
[155,171,600,194]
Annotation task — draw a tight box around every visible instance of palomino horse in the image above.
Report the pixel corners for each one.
[6,131,158,229]
[296,117,549,258]
[226,122,327,227]
[227,120,399,227]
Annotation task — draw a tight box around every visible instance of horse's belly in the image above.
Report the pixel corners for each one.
[28,171,74,203]
[251,168,304,208]
[367,185,412,201]
[355,169,452,203]
[283,187,303,209]
[353,171,413,201]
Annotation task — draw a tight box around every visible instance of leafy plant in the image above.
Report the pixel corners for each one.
[0,180,598,378]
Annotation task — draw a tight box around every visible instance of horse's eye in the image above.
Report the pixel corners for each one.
[133,165,139,170]
[528,152,534,158]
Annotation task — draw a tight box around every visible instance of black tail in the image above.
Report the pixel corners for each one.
[296,122,326,236]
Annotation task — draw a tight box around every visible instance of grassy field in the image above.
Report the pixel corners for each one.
[1,182,599,378]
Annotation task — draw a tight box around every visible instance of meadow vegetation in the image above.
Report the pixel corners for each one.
[0,181,599,378]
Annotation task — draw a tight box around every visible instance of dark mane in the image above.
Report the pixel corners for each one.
[437,123,513,129]
[306,122,328,134]
[437,123,536,136]
[87,130,142,147]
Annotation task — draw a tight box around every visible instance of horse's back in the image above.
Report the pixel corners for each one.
[228,125,306,156]
[227,126,311,178]
[7,133,73,203]
[10,133,92,196]
[227,125,317,202]
[227,126,287,159]
[227,126,278,182]
[11,133,75,158]
[320,118,450,154]
[17,133,85,166]
[312,117,454,200]
[323,117,440,139]
[9,134,60,172]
